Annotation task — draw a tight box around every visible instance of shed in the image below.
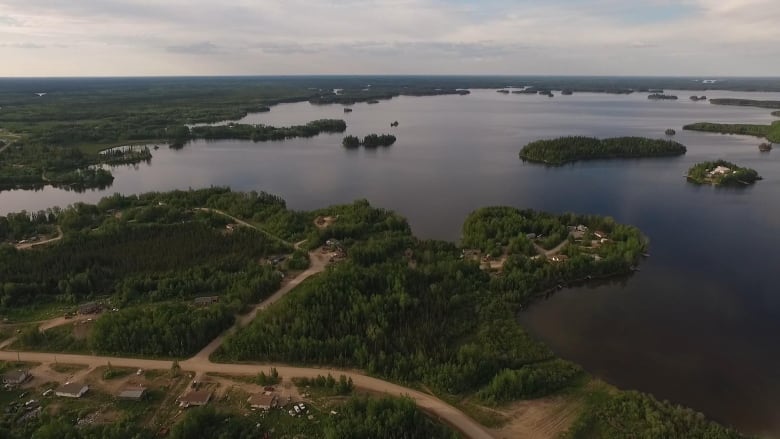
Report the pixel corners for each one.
[118,387,147,401]
[179,390,212,407]
[247,393,278,410]
[193,296,219,306]
[56,382,89,398]
[2,370,31,385]
[78,302,101,315]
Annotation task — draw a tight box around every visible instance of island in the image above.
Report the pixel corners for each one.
[496,89,510,94]
[561,89,574,95]
[759,142,773,152]
[665,128,676,136]
[342,134,396,149]
[686,160,762,186]
[648,93,678,100]
[519,136,687,165]
[343,107,353,113]
[690,95,707,101]
[772,111,780,117]
[683,121,780,143]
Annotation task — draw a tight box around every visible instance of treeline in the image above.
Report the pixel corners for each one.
[683,121,780,143]
[564,390,746,439]
[186,119,346,144]
[89,303,234,357]
[687,160,761,187]
[519,136,687,165]
[709,98,780,109]
[648,94,678,100]
[477,359,582,404]
[342,134,397,149]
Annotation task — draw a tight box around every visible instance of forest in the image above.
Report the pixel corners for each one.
[342,134,397,148]
[564,388,746,439]
[519,136,687,165]
[686,160,761,186]
[683,121,780,143]
[709,98,780,109]
[187,119,346,143]
[217,205,646,400]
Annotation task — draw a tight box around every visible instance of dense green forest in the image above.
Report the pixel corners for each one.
[686,160,761,186]
[519,136,687,165]
[187,119,346,143]
[217,206,645,399]
[683,121,780,143]
[709,98,780,109]
[564,389,746,439]
[342,134,397,149]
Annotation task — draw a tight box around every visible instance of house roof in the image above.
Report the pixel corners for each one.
[118,387,147,399]
[247,393,277,407]
[57,382,88,395]
[193,296,219,304]
[179,390,212,405]
[3,370,29,381]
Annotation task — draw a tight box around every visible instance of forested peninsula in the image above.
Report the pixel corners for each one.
[683,121,780,143]
[709,98,780,110]
[519,136,687,165]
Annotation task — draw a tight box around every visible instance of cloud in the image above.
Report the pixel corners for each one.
[165,41,220,54]
[0,0,778,75]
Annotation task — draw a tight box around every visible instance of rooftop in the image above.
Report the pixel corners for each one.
[179,390,212,406]
[118,387,147,399]
[57,382,88,395]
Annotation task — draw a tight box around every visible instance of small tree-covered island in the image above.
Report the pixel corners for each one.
[686,160,762,187]
[519,136,687,165]
[342,134,397,148]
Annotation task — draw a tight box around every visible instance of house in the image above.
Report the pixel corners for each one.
[179,390,212,408]
[225,224,238,233]
[78,302,101,315]
[193,296,219,306]
[576,225,589,232]
[593,231,608,240]
[247,393,278,410]
[118,387,147,401]
[550,255,569,263]
[56,382,89,398]
[2,370,31,385]
[709,166,732,176]
[525,233,537,240]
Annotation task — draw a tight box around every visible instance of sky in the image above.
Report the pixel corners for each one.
[0,0,779,76]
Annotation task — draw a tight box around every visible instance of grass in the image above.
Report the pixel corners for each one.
[0,303,74,324]
[49,362,89,374]
[97,364,137,380]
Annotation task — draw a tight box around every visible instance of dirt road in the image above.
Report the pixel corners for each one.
[195,207,293,247]
[15,226,63,250]
[191,249,329,361]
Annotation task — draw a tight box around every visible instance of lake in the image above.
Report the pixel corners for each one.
[2,89,779,437]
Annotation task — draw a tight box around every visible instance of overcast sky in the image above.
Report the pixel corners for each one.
[0,0,778,76]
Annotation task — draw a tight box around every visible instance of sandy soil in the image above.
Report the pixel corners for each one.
[489,395,582,439]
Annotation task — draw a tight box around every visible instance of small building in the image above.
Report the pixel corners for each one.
[2,370,31,385]
[179,390,212,408]
[247,393,278,410]
[56,382,89,398]
[78,302,101,315]
[709,166,732,176]
[550,255,569,263]
[193,296,219,306]
[593,231,608,239]
[576,225,589,232]
[225,224,238,233]
[118,387,147,401]
[525,233,537,240]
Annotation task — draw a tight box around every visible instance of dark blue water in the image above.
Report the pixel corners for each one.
[1,89,779,436]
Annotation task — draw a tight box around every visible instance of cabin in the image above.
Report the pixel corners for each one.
[118,387,147,401]
[550,255,569,263]
[709,166,732,176]
[526,233,537,240]
[193,296,219,306]
[593,231,608,239]
[78,302,101,315]
[179,390,212,408]
[56,382,89,398]
[247,393,278,410]
[2,370,31,385]
[225,224,238,233]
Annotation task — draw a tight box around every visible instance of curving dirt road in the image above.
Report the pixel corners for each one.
[195,207,293,247]
[15,226,63,250]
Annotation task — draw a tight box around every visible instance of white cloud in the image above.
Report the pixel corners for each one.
[0,0,778,75]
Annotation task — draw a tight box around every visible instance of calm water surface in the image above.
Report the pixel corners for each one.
[1,89,779,437]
